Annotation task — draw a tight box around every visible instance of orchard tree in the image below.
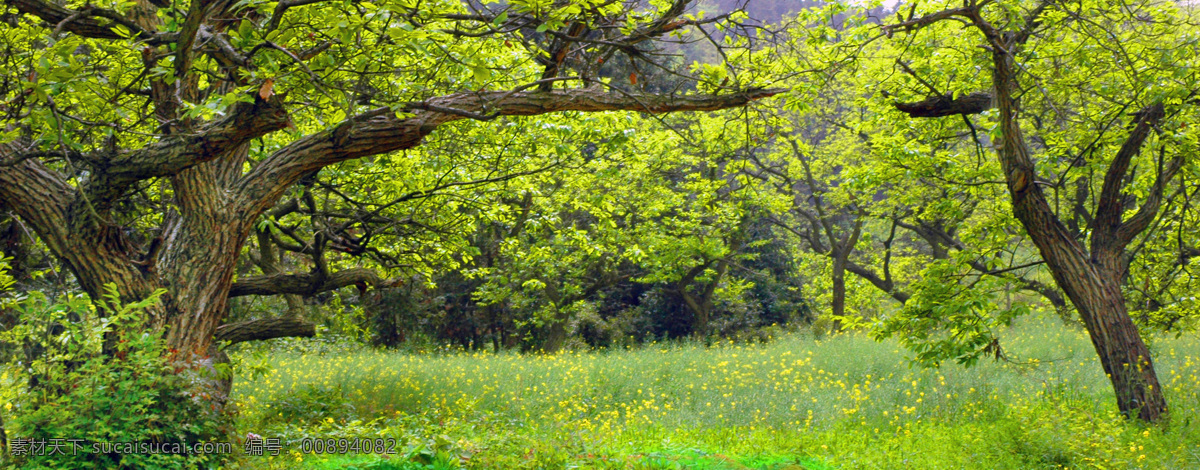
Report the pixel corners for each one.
[875,0,1199,422]
[0,0,777,396]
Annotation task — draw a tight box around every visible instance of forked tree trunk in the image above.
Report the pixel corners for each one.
[886,6,1174,421]
[1014,198,1167,421]
[988,39,1169,421]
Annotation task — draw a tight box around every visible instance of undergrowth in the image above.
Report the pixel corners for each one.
[227,315,1200,469]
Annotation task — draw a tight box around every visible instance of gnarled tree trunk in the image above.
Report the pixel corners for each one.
[885,3,1177,421]
[986,32,1170,422]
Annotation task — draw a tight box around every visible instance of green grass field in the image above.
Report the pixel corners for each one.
[228,315,1200,469]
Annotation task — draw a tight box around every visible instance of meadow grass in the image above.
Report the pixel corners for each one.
[230,315,1200,469]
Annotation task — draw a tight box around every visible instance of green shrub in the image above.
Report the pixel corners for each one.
[1,285,230,469]
[259,383,355,426]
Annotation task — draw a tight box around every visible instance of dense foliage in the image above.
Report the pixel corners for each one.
[1,281,228,468]
[1,0,1200,465]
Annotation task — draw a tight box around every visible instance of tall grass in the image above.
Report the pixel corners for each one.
[232,315,1200,469]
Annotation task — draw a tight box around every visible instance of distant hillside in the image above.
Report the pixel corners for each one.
[719,0,826,23]
[699,0,897,27]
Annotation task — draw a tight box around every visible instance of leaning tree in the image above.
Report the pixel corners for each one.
[0,0,776,386]
[877,0,1199,422]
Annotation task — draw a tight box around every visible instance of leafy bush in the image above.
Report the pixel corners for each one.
[1,285,230,469]
[570,301,616,349]
[259,383,356,426]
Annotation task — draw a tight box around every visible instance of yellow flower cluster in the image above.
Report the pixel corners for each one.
[230,315,1200,468]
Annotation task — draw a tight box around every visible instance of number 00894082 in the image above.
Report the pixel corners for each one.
[298,437,398,454]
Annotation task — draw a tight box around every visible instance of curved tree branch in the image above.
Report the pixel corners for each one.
[4,0,171,43]
[233,87,783,218]
[89,94,291,203]
[1092,104,1164,248]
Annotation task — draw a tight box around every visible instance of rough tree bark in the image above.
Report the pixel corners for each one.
[885,3,1176,422]
[215,316,316,345]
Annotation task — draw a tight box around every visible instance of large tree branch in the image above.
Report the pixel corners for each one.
[0,148,73,255]
[894,92,994,118]
[1092,104,1163,244]
[84,94,290,207]
[233,87,781,218]
[214,316,315,345]
[173,0,212,83]
[0,145,165,306]
[4,0,171,43]
[228,266,387,297]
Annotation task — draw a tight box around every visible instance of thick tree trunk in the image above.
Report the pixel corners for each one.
[1068,273,1165,421]
[1018,202,1167,420]
[159,220,247,356]
[988,40,1167,422]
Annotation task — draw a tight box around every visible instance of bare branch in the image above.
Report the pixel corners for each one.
[0,147,73,254]
[5,0,172,44]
